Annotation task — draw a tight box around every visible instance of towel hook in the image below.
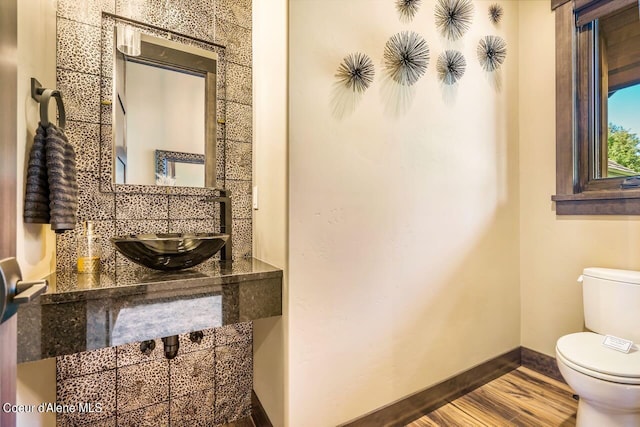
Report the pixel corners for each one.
[30,78,66,130]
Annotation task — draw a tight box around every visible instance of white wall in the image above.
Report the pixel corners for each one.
[16,0,56,281]
[518,2,640,356]
[16,359,56,427]
[288,1,520,425]
[252,0,288,425]
[15,0,57,425]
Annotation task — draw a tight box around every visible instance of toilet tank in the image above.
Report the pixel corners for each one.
[582,268,640,343]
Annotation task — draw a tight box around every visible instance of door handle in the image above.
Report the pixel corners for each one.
[14,280,48,303]
[0,257,48,323]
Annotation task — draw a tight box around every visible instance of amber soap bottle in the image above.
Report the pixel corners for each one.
[77,221,101,273]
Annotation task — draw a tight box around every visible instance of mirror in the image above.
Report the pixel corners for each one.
[113,31,217,187]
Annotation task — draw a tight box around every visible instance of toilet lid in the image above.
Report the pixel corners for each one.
[557,332,640,380]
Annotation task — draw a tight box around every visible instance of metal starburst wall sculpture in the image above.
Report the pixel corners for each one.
[488,3,503,25]
[437,50,466,85]
[335,52,376,93]
[396,0,422,22]
[477,35,507,72]
[434,0,474,41]
[383,31,430,86]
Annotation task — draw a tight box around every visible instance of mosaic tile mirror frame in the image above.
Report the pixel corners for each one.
[56,0,253,273]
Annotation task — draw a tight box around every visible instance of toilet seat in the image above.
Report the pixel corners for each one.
[557,332,640,385]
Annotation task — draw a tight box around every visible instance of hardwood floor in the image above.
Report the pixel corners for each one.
[407,367,578,426]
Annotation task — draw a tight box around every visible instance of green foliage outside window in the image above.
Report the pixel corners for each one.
[608,123,640,173]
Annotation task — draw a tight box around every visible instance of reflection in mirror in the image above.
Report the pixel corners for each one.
[113,31,217,187]
[174,162,205,187]
[592,4,640,178]
[155,149,205,187]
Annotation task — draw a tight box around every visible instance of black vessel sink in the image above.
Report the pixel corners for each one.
[111,233,229,271]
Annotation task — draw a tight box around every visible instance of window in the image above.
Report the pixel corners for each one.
[607,86,640,178]
[552,0,640,214]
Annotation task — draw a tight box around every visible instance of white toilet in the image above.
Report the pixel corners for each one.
[556,268,640,427]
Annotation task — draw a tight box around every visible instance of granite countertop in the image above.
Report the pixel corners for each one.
[17,258,282,363]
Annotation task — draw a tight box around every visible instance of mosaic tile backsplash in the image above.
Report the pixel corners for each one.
[56,323,253,426]
[53,1,254,425]
[55,0,253,273]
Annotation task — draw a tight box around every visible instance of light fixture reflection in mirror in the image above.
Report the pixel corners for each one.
[116,24,141,56]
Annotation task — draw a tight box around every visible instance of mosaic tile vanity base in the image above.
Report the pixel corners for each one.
[56,323,253,427]
[55,0,254,273]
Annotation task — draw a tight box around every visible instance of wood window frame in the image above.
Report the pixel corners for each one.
[551,0,640,215]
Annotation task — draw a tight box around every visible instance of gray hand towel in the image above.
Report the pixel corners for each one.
[24,122,78,233]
